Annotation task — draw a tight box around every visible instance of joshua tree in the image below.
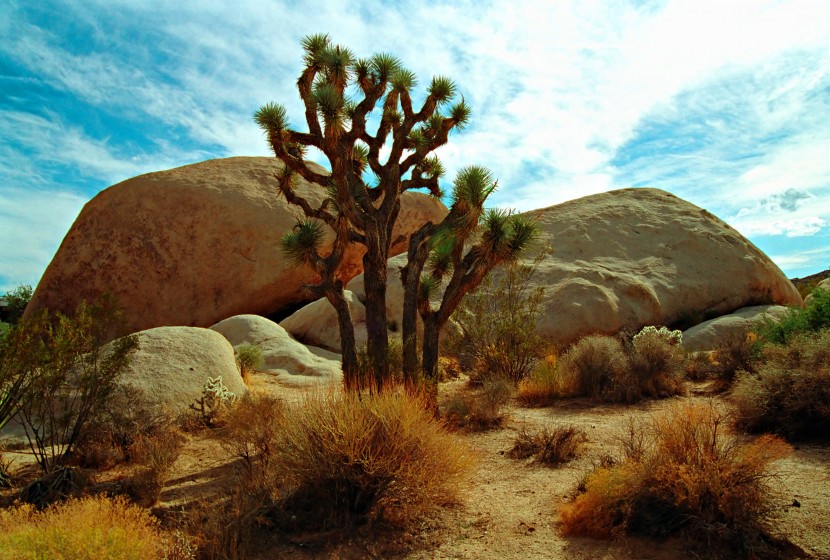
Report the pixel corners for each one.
[255,34,469,388]
[401,166,538,403]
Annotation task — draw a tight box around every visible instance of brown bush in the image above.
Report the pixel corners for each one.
[442,376,513,430]
[732,329,830,440]
[127,425,187,507]
[561,402,792,558]
[508,425,586,466]
[270,389,474,530]
[220,392,285,481]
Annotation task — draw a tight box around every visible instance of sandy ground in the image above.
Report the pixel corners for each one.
[3,374,828,559]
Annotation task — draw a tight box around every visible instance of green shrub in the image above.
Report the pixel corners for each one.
[0,284,32,325]
[235,343,263,383]
[446,255,546,382]
[508,425,586,466]
[0,495,194,559]
[1,297,138,474]
[732,329,830,440]
[561,402,792,558]
[270,389,474,530]
[757,287,830,344]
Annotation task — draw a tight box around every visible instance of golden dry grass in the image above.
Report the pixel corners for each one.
[0,495,192,560]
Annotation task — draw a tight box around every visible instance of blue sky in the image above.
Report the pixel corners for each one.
[2,0,830,293]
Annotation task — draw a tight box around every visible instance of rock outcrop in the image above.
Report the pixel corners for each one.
[523,188,802,347]
[26,157,447,339]
[210,314,341,386]
[118,326,246,415]
[804,278,830,306]
[681,305,791,352]
[282,189,802,351]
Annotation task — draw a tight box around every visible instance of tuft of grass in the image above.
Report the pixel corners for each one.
[517,358,569,406]
[560,402,792,558]
[508,425,587,466]
[442,376,513,431]
[270,388,474,530]
[0,495,195,559]
[732,329,830,440]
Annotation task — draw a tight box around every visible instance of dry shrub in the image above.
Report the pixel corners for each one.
[561,402,792,558]
[561,334,629,398]
[271,389,473,530]
[0,495,195,559]
[508,425,586,466]
[127,425,187,507]
[556,332,686,404]
[74,386,169,469]
[732,329,830,440]
[442,376,513,430]
[627,330,686,400]
[221,392,285,481]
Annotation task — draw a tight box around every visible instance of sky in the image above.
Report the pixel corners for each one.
[1,0,830,293]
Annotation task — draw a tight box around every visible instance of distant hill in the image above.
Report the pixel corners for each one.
[791,268,830,299]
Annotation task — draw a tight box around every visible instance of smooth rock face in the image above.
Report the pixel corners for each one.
[210,314,341,386]
[279,291,367,352]
[26,157,447,339]
[118,326,246,415]
[682,305,791,352]
[523,188,802,347]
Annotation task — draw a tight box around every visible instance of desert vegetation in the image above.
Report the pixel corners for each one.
[2,34,829,560]
[561,402,792,558]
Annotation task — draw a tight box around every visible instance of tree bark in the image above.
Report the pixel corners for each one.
[325,288,359,392]
[362,224,390,389]
[421,313,441,413]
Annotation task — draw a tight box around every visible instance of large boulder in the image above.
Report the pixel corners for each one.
[210,314,341,386]
[681,305,791,352]
[26,157,447,339]
[118,326,246,415]
[524,188,801,347]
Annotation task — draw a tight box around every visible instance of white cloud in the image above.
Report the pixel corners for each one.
[2,0,830,287]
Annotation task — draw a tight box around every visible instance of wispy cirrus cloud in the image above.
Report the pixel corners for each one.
[1,0,829,289]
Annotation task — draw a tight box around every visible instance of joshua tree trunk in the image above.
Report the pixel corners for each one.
[325,287,359,391]
[362,224,390,388]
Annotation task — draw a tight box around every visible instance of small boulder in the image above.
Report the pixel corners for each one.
[118,326,246,415]
[681,305,792,352]
[211,315,341,386]
[279,291,367,352]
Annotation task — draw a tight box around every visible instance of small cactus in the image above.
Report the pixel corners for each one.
[190,376,237,425]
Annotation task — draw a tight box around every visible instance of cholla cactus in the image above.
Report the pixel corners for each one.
[633,325,683,348]
[190,376,237,424]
